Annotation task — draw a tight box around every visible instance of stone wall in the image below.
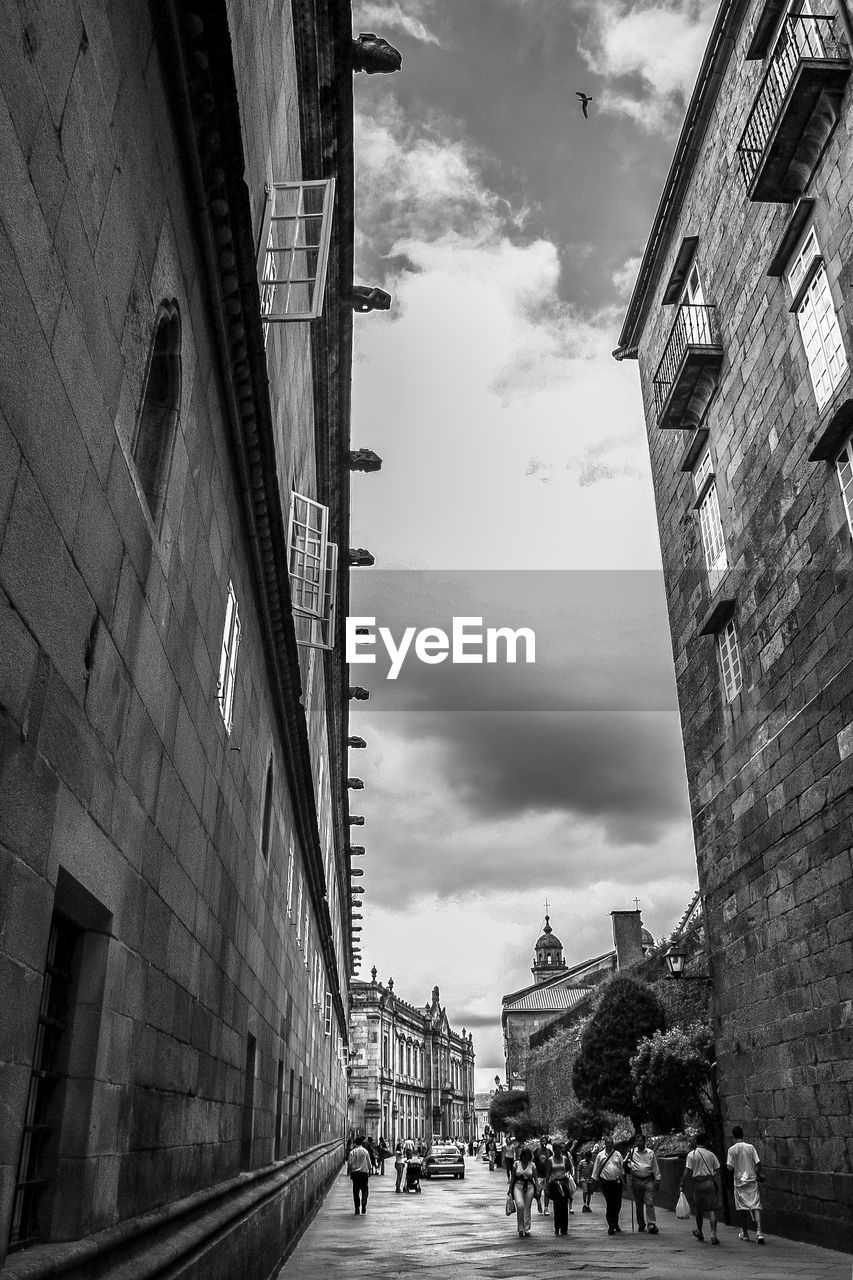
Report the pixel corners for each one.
[0,0,351,1273]
[631,0,853,1250]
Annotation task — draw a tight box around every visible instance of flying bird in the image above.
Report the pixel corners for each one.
[576,92,593,119]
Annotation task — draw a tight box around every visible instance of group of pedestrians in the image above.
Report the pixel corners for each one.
[498,1125,767,1245]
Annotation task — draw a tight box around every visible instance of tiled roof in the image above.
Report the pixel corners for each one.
[501,951,614,1005]
[503,984,595,1014]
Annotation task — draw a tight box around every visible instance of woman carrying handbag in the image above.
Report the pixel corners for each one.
[509,1146,538,1237]
[545,1141,575,1236]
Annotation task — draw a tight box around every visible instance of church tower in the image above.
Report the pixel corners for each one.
[531,910,567,985]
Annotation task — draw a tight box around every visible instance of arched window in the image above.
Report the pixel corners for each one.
[133,303,181,525]
[261,759,274,860]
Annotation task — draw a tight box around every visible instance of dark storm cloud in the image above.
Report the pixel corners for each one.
[348,570,679,712]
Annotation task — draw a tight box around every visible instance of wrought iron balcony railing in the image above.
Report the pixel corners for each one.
[737,13,851,200]
[653,304,723,428]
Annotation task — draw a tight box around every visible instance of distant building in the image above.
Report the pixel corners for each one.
[348,976,475,1144]
[615,0,853,1251]
[501,912,652,1088]
[0,2,399,1275]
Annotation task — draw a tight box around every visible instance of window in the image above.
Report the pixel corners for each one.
[383,1035,389,1069]
[287,493,338,650]
[286,837,295,917]
[257,179,335,323]
[717,618,743,704]
[261,759,274,860]
[684,262,705,306]
[275,1059,285,1160]
[296,874,304,947]
[132,303,180,525]
[217,582,241,733]
[303,905,310,967]
[324,992,333,1037]
[240,1033,257,1170]
[838,436,853,538]
[694,449,728,573]
[9,914,81,1251]
[399,1041,404,1074]
[788,227,847,409]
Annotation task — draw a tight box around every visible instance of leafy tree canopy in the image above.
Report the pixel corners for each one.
[571,975,666,1126]
[630,1022,715,1131]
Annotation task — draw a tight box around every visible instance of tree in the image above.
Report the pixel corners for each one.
[571,975,666,1127]
[630,1022,715,1131]
[488,1089,543,1141]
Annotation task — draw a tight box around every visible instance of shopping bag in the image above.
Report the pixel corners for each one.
[566,1175,577,1197]
[505,1192,515,1216]
[676,1191,691,1219]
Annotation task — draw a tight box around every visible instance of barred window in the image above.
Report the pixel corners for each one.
[257,180,335,323]
[717,618,743,704]
[217,582,241,734]
[837,436,853,539]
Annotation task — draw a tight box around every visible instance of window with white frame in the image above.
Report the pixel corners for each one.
[296,874,304,946]
[257,180,336,323]
[694,448,728,573]
[324,992,333,1037]
[217,582,241,733]
[717,617,743,704]
[788,227,848,409]
[286,836,295,918]
[287,493,338,650]
[303,904,310,967]
[837,436,853,538]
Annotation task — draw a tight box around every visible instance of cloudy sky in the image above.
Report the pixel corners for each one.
[347,0,717,1090]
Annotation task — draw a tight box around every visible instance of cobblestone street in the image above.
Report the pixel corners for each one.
[279,1156,851,1279]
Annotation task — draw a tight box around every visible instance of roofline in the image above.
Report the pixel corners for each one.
[501,950,615,1006]
[615,0,750,354]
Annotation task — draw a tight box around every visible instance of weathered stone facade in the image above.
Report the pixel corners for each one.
[0,0,369,1275]
[617,0,853,1251]
[348,979,475,1145]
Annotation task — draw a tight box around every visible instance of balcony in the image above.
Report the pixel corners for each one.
[737,13,851,201]
[653,304,723,429]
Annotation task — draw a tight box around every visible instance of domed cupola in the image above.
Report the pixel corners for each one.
[532,911,567,984]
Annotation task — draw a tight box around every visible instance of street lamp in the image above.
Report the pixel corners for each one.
[665,945,711,983]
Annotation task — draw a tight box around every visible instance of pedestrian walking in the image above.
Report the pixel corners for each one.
[591,1135,625,1235]
[393,1142,406,1193]
[625,1132,661,1234]
[533,1135,551,1213]
[545,1141,573,1236]
[577,1149,594,1212]
[503,1134,517,1181]
[347,1137,372,1215]
[510,1146,538,1238]
[365,1135,378,1174]
[682,1132,721,1245]
[488,1136,497,1171]
[377,1135,391,1175]
[403,1136,415,1158]
[727,1125,765,1244]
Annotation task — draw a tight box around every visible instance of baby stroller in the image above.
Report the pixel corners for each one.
[405,1156,423,1193]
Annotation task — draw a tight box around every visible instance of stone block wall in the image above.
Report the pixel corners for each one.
[632,0,853,1250]
[0,0,349,1274]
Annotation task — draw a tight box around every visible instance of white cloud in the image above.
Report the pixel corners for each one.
[577,0,717,131]
[353,0,442,45]
[351,98,661,571]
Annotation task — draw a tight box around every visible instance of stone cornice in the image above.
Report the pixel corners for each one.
[154,0,350,1035]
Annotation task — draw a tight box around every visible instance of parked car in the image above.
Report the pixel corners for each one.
[423,1143,465,1179]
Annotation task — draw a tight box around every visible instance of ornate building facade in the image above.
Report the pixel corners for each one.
[0,2,397,1276]
[348,975,475,1145]
[615,0,853,1250]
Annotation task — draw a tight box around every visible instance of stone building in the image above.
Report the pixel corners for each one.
[614,0,853,1250]
[501,912,652,1089]
[0,2,396,1276]
[348,975,475,1145]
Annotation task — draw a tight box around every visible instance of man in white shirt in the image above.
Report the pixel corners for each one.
[726,1125,764,1244]
[625,1133,661,1234]
[347,1137,372,1214]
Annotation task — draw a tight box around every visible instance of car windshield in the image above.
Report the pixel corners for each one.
[430,1146,459,1155]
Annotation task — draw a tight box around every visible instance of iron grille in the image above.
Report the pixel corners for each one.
[737,13,850,190]
[653,304,721,419]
